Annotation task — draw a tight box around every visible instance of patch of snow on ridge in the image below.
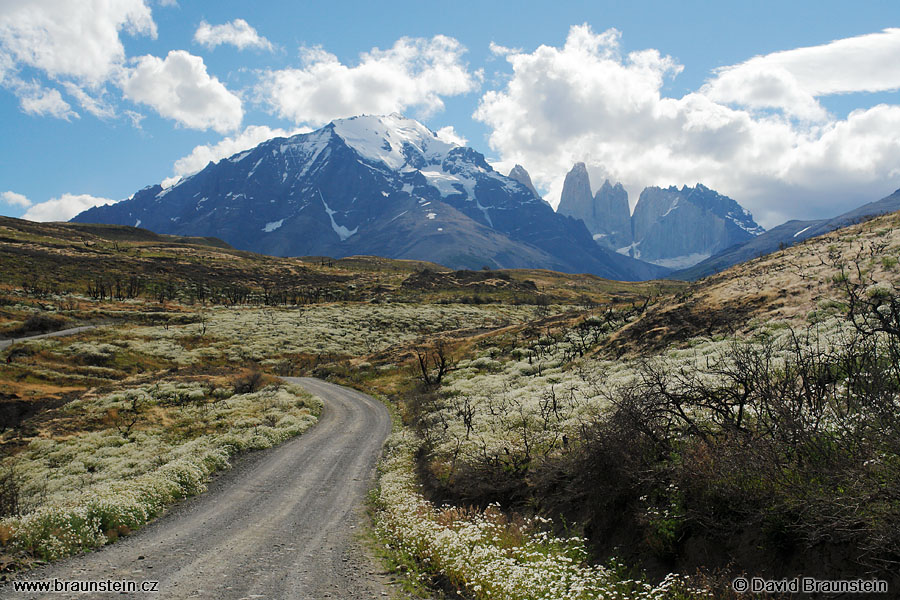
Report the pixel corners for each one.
[426,212,437,220]
[134,219,141,228]
[421,168,468,197]
[793,225,812,238]
[318,190,358,241]
[725,210,765,235]
[262,219,284,232]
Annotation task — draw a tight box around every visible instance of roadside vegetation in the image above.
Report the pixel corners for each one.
[360,211,900,597]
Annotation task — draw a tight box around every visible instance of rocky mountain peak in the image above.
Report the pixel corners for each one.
[557,163,593,218]
[508,164,539,198]
[627,184,764,268]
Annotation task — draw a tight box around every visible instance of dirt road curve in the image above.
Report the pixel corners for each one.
[2,377,394,599]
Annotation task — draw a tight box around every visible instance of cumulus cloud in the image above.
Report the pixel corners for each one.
[15,81,77,119]
[475,24,900,227]
[121,50,243,133]
[161,124,310,187]
[0,0,156,86]
[702,28,900,120]
[257,35,478,125]
[194,19,273,51]
[435,125,467,146]
[2,190,31,208]
[23,193,118,222]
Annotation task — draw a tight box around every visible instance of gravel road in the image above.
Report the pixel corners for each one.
[1,377,395,599]
[0,326,98,350]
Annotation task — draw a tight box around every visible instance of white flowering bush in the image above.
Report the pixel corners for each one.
[424,316,855,473]
[0,382,321,560]
[126,303,537,364]
[374,432,707,600]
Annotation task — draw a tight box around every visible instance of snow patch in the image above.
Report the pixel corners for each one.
[662,198,679,217]
[332,114,455,171]
[247,157,264,178]
[230,151,251,163]
[617,242,641,259]
[645,252,713,269]
[318,190,358,241]
[387,210,408,224]
[262,219,284,233]
[793,225,812,238]
[725,211,766,235]
[426,212,437,220]
[134,219,141,228]
[421,167,470,198]
[476,198,493,227]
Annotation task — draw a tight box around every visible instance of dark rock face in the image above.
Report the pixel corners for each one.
[72,115,668,281]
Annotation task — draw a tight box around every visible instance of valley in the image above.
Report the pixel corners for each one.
[2,208,899,597]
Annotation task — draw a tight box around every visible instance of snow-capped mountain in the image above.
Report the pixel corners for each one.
[72,114,666,280]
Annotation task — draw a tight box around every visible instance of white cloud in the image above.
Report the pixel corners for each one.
[475,24,900,227]
[120,50,243,133]
[15,81,77,119]
[194,19,273,51]
[0,0,156,86]
[702,28,900,120]
[257,35,478,126]
[2,190,31,208]
[435,125,467,146]
[163,124,309,187]
[61,82,116,118]
[23,193,118,222]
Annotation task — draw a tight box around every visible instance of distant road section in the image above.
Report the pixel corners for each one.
[0,326,98,350]
[2,377,393,599]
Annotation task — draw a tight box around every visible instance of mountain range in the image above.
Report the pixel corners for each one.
[556,163,764,269]
[73,114,665,281]
[71,113,898,284]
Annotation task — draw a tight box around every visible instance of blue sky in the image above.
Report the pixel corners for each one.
[1,0,899,228]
